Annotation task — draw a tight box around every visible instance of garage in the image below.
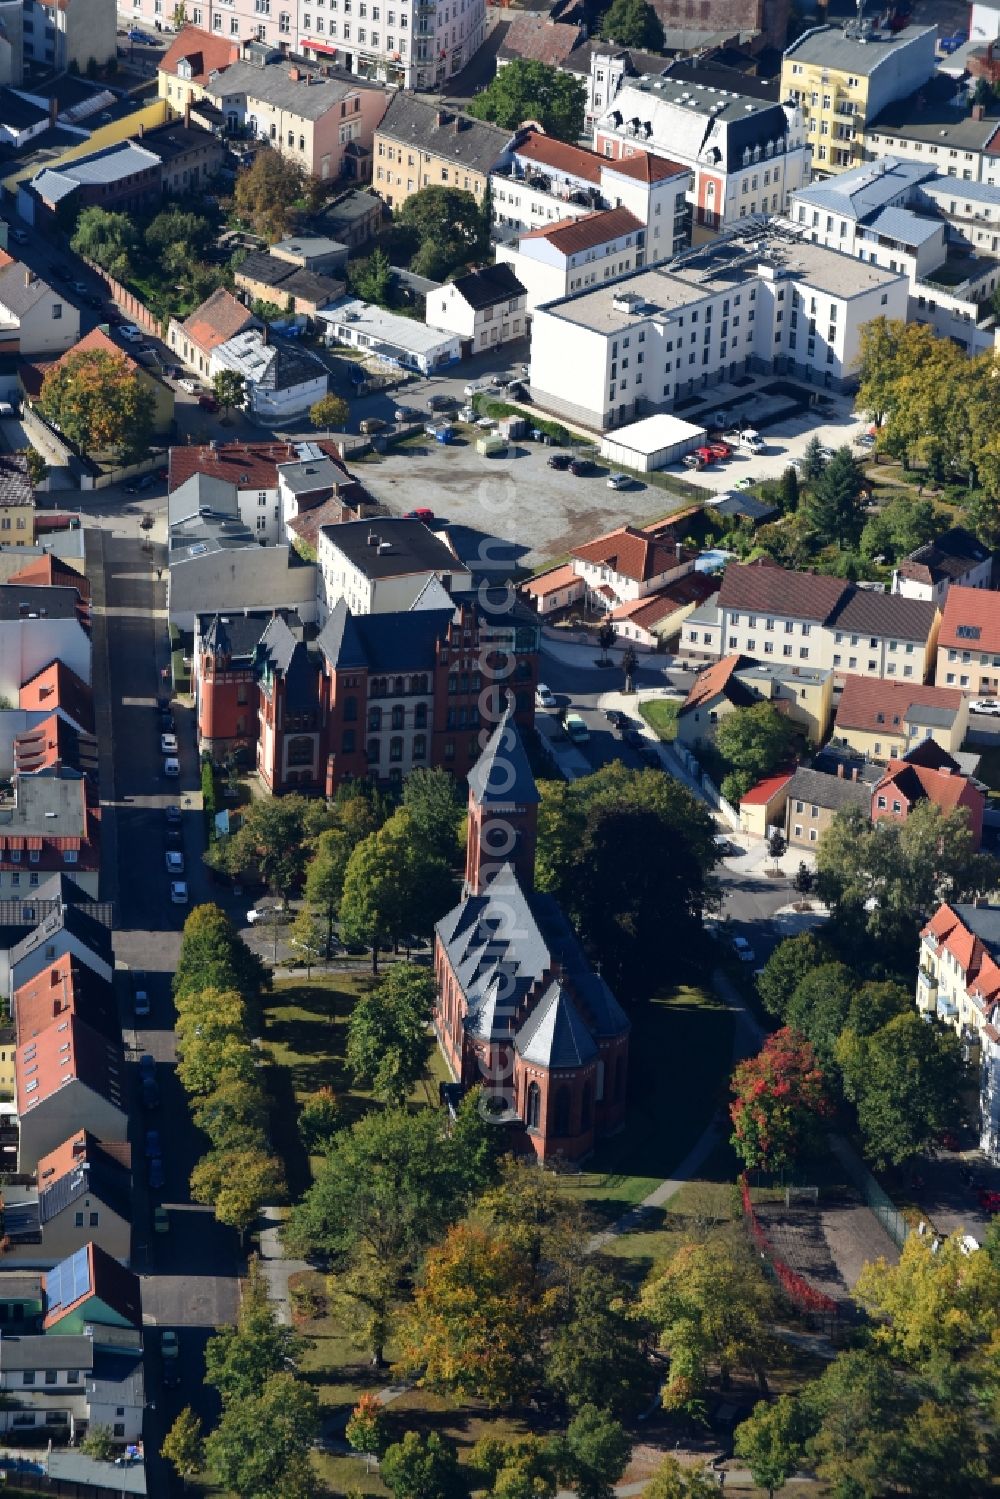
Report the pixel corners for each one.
[599,413,707,473]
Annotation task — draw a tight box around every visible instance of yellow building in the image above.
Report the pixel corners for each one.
[374,93,515,212]
[158,26,241,112]
[831,676,969,762]
[0,453,34,546]
[780,23,936,174]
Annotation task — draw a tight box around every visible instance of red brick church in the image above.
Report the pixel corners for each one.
[434,710,630,1161]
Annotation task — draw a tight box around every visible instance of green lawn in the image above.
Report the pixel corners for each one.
[639,697,681,742]
[557,986,734,1235]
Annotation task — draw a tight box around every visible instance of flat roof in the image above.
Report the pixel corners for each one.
[602,412,706,453]
[783,21,936,73]
[868,72,1000,153]
[319,297,459,357]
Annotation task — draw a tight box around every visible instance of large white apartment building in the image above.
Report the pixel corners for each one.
[593,75,809,233]
[528,227,908,432]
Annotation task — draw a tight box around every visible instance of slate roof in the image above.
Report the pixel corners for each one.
[0,1334,93,1372]
[376,94,514,175]
[199,610,284,661]
[0,451,32,508]
[467,708,540,808]
[9,903,112,973]
[827,587,937,642]
[835,676,963,733]
[447,264,525,310]
[206,58,374,120]
[317,598,454,672]
[717,559,849,621]
[0,257,61,316]
[521,206,643,255]
[785,765,871,813]
[710,492,780,523]
[37,1133,131,1227]
[516,980,597,1068]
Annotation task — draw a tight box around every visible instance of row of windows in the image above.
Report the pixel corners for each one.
[368,703,428,730]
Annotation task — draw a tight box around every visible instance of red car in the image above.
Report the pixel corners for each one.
[694,446,717,465]
[977,1189,1000,1214]
[707,441,732,460]
[404,508,435,522]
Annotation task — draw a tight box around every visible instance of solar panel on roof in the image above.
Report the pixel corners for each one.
[46,1246,91,1314]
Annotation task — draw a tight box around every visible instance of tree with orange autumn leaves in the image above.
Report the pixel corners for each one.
[729,1028,831,1174]
[40,348,155,459]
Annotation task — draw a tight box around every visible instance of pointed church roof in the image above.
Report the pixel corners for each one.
[515,979,597,1069]
[467,708,540,809]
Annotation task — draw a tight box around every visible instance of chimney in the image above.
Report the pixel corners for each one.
[367,530,379,546]
[837,762,844,778]
[139,122,144,138]
[436,109,446,126]
[48,96,58,129]
[675,542,683,560]
[289,65,300,80]
[852,767,859,781]
[453,115,464,132]
[973,102,986,120]
[184,98,191,127]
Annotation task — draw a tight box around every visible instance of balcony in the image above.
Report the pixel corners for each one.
[916,968,938,1010]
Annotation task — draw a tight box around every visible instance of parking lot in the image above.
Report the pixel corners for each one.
[674,392,873,494]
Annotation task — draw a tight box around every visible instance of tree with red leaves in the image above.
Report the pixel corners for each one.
[730,1028,831,1173]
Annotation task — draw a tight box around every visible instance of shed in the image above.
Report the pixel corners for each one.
[599,414,707,473]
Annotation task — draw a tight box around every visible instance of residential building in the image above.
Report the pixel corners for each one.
[0,583,91,702]
[318,297,460,373]
[785,158,1000,353]
[935,583,1000,694]
[607,572,719,648]
[593,77,808,233]
[15,954,116,1045]
[142,118,226,197]
[194,589,538,791]
[831,675,969,761]
[496,208,649,316]
[643,0,789,53]
[780,22,936,175]
[167,508,317,633]
[0,257,78,358]
[892,527,993,607]
[570,522,695,612]
[528,229,908,432]
[676,651,833,747]
[0,453,33,545]
[271,235,349,275]
[311,187,383,249]
[22,0,115,75]
[871,755,985,846]
[434,709,630,1162]
[42,1244,140,1336]
[865,73,1000,187]
[0,1130,132,1267]
[157,27,241,112]
[0,1332,143,1443]
[27,141,162,221]
[918,901,1000,1159]
[425,265,527,354]
[316,517,471,622]
[737,768,794,839]
[15,1015,126,1172]
[166,287,258,382]
[561,41,670,126]
[19,660,94,738]
[0,770,100,903]
[44,327,173,437]
[519,565,585,618]
[210,329,329,420]
[8,905,113,995]
[496,13,584,72]
[204,49,391,181]
[234,251,344,315]
[783,763,871,848]
[675,652,754,746]
[374,96,516,213]
[676,559,939,685]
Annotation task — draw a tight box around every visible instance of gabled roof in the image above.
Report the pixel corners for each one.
[43,1243,140,1331]
[874,758,979,816]
[497,12,583,66]
[51,325,138,377]
[15,712,98,779]
[179,287,256,357]
[896,526,991,587]
[717,558,849,622]
[827,587,937,643]
[446,264,525,310]
[169,438,348,494]
[572,522,688,582]
[835,676,963,734]
[376,93,513,174]
[740,769,794,807]
[9,902,112,972]
[158,24,239,84]
[679,653,753,716]
[521,205,643,256]
[785,765,871,813]
[36,1131,131,1226]
[16,1015,124,1120]
[522,563,580,599]
[317,598,455,673]
[15,954,116,1043]
[609,571,718,626]
[921,901,1000,1017]
[603,150,686,183]
[8,554,90,601]
[512,128,603,184]
[19,660,94,735]
[938,582,1000,655]
[467,707,540,809]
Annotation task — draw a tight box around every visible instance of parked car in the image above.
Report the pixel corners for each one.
[119,325,144,344]
[707,441,732,460]
[125,472,160,494]
[165,850,184,875]
[569,458,594,477]
[731,935,756,963]
[154,1207,170,1234]
[606,472,629,490]
[163,756,180,778]
[978,1188,1000,1214]
[360,416,386,435]
[148,1153,165,1190]
[177,376,198,393]
[426,393,452,410]
[547,452,571,470]
[394,405,418,421]
[694,446,718,465]
[971,699,1000,716]
[535,683,556,709]
[246,903,290,926]
[145,1129,162,1159]
[128,26,152,40]
[198,393,219,412]
[403,507,435,521]
[170,880,188,904]
[141,1077,160,1110]
[565,712,590,744]
[8,228,27,244]
[682,453,706,470]
[732,477,755,491]
[133,973,150,1017]
[164,804,182,825]
[139,1054,156,1082]
[160,732,178,755]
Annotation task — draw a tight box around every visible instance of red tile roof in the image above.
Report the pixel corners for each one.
[287,498,361,550]
[180,287,255,356]
[680,653,753,715]
[168,438,349,494]
[158,24,240,84]
[498,14,584,66]
[874,758,979,815]
[603,150,687,183]
[8,554,90,602]
[921,903,1000,1015]
[717,558,850,622]
[16,1016,124,1118]
[740,769,795,806]
[55,326,137,375]
[15,954,116,1043]
[19,660,94,735]
[521,205,642,255]
[522,563,580,598]
[14,711,98,779]
[513,128,603,184]
[938,582,1000,655]
[610,571,718,626]
[835,676,963,734]
[36,1129,131,1188]
[572,522,687,582]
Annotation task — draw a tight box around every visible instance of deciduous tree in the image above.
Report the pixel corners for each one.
[547,1264,651,1416]
[40,349,154,459]
[553,1404,630,1499]
[714,702,797,804]
[468,59,586,141]
[204,1371,319,1499]
[233,147,314,241]
[402,765,464,863]
[310,392,349,433]
[190,1146,285,1238]
[836,1010,965,1168]
[755,932,832,1021]
[396,184,487,278]
[174,903,268,1005]
[161,1406,205,1487]
[729,1028,831,1173]
[213,368,245,418]
[733,1397,804,1499]
[380,1430,465,1499]
[70,206,137,278]
[346,1392,388,1457]
[598,0,664,47]
[297,1086,339,1152]
[346,963,435,1105]
[205,1258,304,1404]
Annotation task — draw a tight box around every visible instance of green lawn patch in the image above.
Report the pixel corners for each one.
[557,986,734,1232]
[639,698,680,742]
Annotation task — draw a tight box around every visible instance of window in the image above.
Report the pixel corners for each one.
[526,1081,540,1129]
[553,1086,570,1136]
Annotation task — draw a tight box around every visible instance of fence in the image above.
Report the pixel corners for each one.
[828,1133,909,1251]
[80,258,162,338]
[671,741,740,829]
[739,1173,841,1335]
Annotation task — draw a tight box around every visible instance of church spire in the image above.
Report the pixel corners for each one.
[464,704,539,895]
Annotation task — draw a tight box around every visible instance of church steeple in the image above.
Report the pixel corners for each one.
[464,705,540,895]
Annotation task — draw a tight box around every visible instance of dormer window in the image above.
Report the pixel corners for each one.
[177,58,192,78]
